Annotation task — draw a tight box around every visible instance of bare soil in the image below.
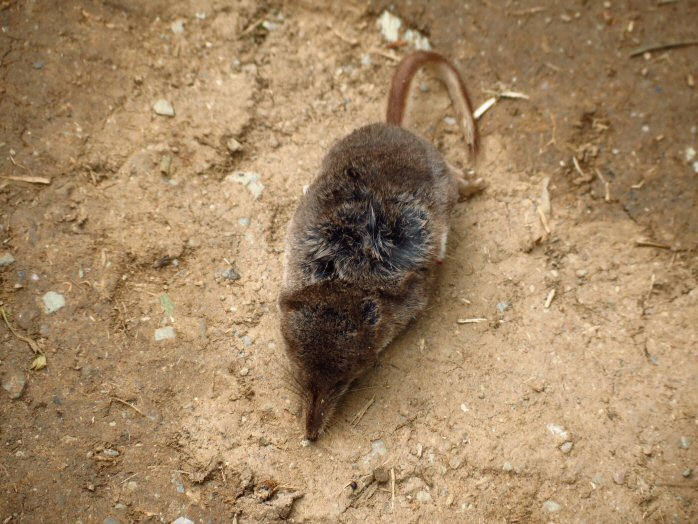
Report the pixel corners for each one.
[1,1,696,522]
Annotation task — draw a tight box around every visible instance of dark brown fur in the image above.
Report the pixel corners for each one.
[279,52,482,441]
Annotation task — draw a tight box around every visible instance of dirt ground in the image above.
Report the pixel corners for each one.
[1,0,697,522]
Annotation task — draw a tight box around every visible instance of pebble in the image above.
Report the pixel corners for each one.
[153,99,175,117]
[124,480,138,492]
[543,500,561,513]
[172,518,194,524]
[226,171,265,199]
[416,490,432,503]
[546,423,569,441]
[502,462,513,472]
[42,291,66,313]
[269,135,280,148]
[529,378,546,393]
[226,137,243,154]
[449,456,463,470]
[2,368,26,399]
[360,54,372,67]
[241,335,253,347]
[363,439,387,463]
[686,146,696,162]
[444,116,457,126]
[682,468,693,478]
[377,10,402,42]
[679,436,691,449]
[217,267,240,281]
[496,301,511,314]
[0,253,15,267]
[239,367,250,377]
[612,470,625,485]
[154,326,176,342]
[559,441,574,454]
[103,517,121,524]
[33,61,44,70]
[238,217,251,226]
[102,449,120,458]
[171,20,185,34]
[373,466,390,483]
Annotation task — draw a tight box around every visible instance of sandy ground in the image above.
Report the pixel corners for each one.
[1,1,696,522]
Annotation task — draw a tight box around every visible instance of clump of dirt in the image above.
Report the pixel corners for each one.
[1,1,696,522]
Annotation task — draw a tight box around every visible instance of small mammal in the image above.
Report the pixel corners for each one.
[279,51,483,441]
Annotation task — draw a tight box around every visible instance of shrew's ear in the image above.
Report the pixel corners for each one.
[279,289,304,313]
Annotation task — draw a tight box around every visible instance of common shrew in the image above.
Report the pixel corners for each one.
[279,51,484,441]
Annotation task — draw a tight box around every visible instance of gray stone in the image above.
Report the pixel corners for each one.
[241,335,253,347]
[0,253,15,267]
[217,267,240,281]
[502,462,513,472]
[559,441,574,454]
[104,518,121,524]
[226,171,265,199]
[2,368,26,399]
[679,436,691,449]
[172,518,194,524]
[42,291,65,313]
[154,326,176,341]
[543,500,561,512]
[102,449,120,458]
[238,217,250,226]
[153,99,175,117]
[373,467,390,483]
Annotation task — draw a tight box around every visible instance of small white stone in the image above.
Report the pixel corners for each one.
[377,10,402,42]
[416,490,432,503]
[546,423,569,441]
[543,500,561,512]
[171,20,185,34]
[239,367,250,376]
[154,326,176,341]
[0,252,15,267]
[685,146,696,162]
[172,518,194,524]
[42,291,66,313]
[153,99,175,117]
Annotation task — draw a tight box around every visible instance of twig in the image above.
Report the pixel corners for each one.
[1,306,44,355]
[240,17,265,36]
[456,317,488,324]
[595,168,611,202]
[474,97,497,119]
[110,397,146,417]
[537,206,551,234]
[635,239,671,249]
[369,48,399,62]
[2,175,51,184]
[329,25,358,46]
[349,396,375,427]
[629,40,698,58]
[390,467,395,512]
[647,273,656,301]
[511,7,546,16]
[544,289,556,309]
